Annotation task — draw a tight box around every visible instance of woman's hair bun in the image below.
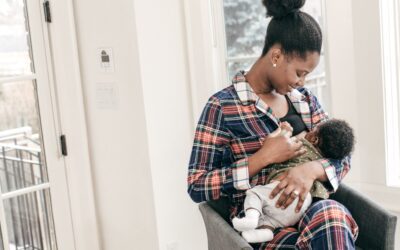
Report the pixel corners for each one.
[262,0,306,18]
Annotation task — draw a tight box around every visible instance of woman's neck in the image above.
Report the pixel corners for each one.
[245,57,273,95]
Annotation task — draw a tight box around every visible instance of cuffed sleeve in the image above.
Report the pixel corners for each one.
[317,156,351,192]
[317,159,338,192]
[231,158,252,190]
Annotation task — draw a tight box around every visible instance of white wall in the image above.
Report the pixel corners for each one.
[351,0,386,185]
[132,0,207,249]
[72,0,207,249]
[350,0,400,215]
[324,0,361,184]
[72,0,159,249]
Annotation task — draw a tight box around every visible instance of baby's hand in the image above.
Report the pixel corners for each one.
[267,122,293,138]
[279,121,293,138]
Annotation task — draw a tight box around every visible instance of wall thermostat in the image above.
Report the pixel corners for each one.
[98,47,115,73]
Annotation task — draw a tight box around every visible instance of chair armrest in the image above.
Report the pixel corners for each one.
[199,202,253,250]
[330,184,398,250]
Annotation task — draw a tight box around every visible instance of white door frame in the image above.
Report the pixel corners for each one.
[29,0,77,249]
[38,0,102,249]
[0,0,77,248]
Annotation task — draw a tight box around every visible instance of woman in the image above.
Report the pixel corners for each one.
[187,0,359,249]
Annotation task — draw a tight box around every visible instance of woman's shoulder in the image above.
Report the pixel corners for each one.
[207,85,239,105]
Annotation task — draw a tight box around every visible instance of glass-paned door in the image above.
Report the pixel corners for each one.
[0,0,75,249]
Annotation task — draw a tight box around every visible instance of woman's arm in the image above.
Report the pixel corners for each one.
[187,96,252,203]
[187,97,233,202]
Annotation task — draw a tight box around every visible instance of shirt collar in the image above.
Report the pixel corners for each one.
[232,70,312,131]
[232,71,258,105]
[232,70,306,105]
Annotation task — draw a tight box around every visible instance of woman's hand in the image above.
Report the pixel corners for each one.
[254,123,306,165]
[248,122,306,177]
[269,162,320,212]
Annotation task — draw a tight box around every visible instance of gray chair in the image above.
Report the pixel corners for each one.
[199,184,397,250]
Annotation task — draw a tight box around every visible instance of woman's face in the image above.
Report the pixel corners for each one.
[266,50,320,95]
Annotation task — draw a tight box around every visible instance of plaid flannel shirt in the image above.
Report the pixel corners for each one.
[187,71,351,215]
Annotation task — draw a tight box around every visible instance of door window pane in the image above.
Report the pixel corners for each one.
[3,190,57,250]
[0,80,49,194]
[0,0,34,77]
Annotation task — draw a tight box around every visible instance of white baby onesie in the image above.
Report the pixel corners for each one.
[232,181,312,243]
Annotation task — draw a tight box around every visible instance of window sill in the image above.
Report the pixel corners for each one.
[346,182,400,213]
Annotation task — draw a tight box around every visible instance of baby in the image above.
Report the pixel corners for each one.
[232,119,355,243]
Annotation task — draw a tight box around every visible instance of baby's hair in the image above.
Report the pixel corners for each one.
[261,0,322,59]
[317,119,355,159]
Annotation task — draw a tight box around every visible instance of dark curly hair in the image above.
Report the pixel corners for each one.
[317,119,355,160]
[261,0,322,59]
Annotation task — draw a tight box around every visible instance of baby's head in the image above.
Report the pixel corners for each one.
[305,119,355,159]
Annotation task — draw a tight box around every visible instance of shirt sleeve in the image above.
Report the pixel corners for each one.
[187,96,252,203]
[306,89,351,192]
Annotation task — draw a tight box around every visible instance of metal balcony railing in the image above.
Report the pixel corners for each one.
[0,127,52,250]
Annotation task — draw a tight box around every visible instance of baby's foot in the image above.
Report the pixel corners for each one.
[242,229,274,243]
[232,216,258,232]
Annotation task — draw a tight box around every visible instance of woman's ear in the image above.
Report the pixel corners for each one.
[270,48,283,66]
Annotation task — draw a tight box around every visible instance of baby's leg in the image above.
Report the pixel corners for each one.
[242,227,274,243]
[232,209,260,232]
[232,189,262,232]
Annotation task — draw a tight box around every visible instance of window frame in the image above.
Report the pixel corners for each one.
[380,0,400,187]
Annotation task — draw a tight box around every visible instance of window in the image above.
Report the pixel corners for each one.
[220,0,329,110]
[380,0,400,187]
